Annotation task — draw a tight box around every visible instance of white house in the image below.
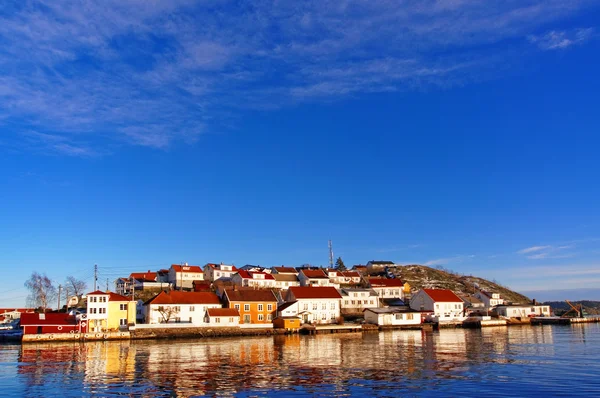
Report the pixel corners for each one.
[495,305,552,318]
[204,308,240,326]
[368,278,406,300]
[283,286,342,324]
[409,289,465,322]
[143,291,222,325]
[364,308,422,327]
[86,290,136,333]
[298,269,335,287]
[231,270,276,288]
[204,263,238,282]
[272,273,301,289]
[340,288,379,313]
[168,264,204,290]
[475,290,505,308]
[327,269,362,285]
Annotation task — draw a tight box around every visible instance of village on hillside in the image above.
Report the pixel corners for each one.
[3,259,582,344]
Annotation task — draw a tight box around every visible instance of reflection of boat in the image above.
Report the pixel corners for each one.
[0,323,23,342]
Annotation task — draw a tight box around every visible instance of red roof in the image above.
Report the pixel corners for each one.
[273,266,297,273]
[288,286,342,299]
[422,289,462,303]
[171,264,203,273]
[225,289,277,302]
[300,269,328,279]
[236,270,275,280]
[20,313,78,326]
[369,278,404,287]
[205,263,238,271]
[86,291,132,302]
[129,272,157,281]
[207,308,240,317]
[341,271,361,278]
[147,291,221,305]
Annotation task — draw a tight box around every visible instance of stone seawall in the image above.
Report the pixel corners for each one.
[131,326,285,340]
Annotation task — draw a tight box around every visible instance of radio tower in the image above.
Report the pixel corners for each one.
[328,240,334,268]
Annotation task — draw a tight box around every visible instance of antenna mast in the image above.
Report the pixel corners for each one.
[328,240,334,268]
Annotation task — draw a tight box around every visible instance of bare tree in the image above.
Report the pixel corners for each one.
[24,272,57,311]
[64,276,87,299]
[157,306,180,323]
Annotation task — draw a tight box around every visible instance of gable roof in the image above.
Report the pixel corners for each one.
[205,263,238,271]
[300,269,328,279]
[171,264,203,273]
[129,271,157,281]
[236,270,275,280]
[422,289,462,303]
[146,291,221,306]
[368,278,404,287]
[272,266,297,273]
[225,289,277,302]
[277,301,297,312]
[288,286,342,300]
[86,291,131,302]
[206,308,240,317]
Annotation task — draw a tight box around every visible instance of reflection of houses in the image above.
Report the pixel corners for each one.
[282,287,342,324]
[368,278,406,300]
[86,290,137,332]
[204,263,238,282]
[364,308,421,327]
[340,288,379,313]
[223,289,277,324]
[204,308,240,326]
[20,312,87,335]
[409,289,465,322]
[168,264,204,290]
[143,291,222,325]
[495,304,551,318]
[232,270,276,289]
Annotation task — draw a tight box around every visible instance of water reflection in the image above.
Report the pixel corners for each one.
[3,324,599,397]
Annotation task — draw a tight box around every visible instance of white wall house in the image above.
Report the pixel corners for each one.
[204,263,238,282]
[298,270,336,287]
[368,278,406,300]
[326,270,362,285]
[231,270,276,288]
[474,290,504,308]
[204,308,240,326]
[168,264,204,290]
[144,291,223,325]
[340,288,379,312]
[283,287,342,324]
[85,290,110,332]
[495,305,551,318]
[272,274,301,289]
[364,308,422,326]
[409,289,465,322]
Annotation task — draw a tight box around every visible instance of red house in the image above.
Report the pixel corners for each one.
[20,312,88,335]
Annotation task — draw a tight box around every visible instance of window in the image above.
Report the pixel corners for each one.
[99,308,106,314]
[234,304,240,311]
[90,308,97,314]
[344,300,349,305]
[120,318,127,326]
[321,303,326,310]
[90,297,96,303]
[120,304,127,311]
[100,297,107,303]
[258,314,264,321]
[190,306,195,312]
[175,317,181,323]
[313,303,317,310]
[331,313,335,320]
[395,314,402,320]
[351,300,355,305]
[330,302,336,309]
[303,303,309,310]
[215,317,221,323]
[258,304,263,311]
[243,314,251,323]
[267,314,272,321]
[229,317,234,323]
[321,313,326,320]
[189,317,192,322]
[267,304,273,311]
[244,304,250,312]
[407,313,414,320]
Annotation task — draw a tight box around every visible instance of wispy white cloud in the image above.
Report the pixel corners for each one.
[528,27,596,50]
[0,1,596,153]
[517,242,580,260]
[518,245,551,254]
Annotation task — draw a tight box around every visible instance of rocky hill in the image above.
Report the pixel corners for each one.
[378,264,531,304]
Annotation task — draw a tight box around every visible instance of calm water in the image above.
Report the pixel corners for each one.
[1,324,599,397]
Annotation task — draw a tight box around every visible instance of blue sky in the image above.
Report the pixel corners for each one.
[1,1,600,306]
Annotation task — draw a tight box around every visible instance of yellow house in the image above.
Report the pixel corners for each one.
[86,290,137,332]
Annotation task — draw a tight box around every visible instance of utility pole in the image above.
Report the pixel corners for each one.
[57,284,62,311]
[94,264,98,291]
[65,288,69,313]
[131,276,135,301]
[328,240,334,268]
[106,278,109,291]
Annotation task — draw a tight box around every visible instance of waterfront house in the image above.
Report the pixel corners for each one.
[223,289,277,324]
[20,312,87,335]
[283,286,342,324]
[168,264,204,290]
[457,294,485,313]
[86,290,137,332]
[204,263,238,282]
[409,289,465,322]
[494,304,552,318]
[204,308,240,326]
[143,291,222,325]
[271,266,298,275]
[368,278,406,300]
[474,289,505,309]
[326,269,362,285]
[340,288,379,313]
[363,308,422,327]
[231,270,277,289]
[298,269,334,287]
[273,316,301,331]
[272,273,301,289]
